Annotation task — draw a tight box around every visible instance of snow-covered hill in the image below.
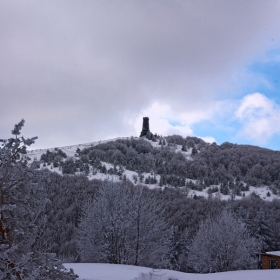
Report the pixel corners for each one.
[63,263,280,280]
[26,136,280,201]
[26,136,131,160]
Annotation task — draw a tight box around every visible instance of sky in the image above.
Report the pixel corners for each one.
[1,1,280,150]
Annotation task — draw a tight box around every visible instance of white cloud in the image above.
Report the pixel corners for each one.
[236,92,274,120]
[199,136,216,144]
[125,102,192,137]
[235,93,280,143]
[125,101,220,140]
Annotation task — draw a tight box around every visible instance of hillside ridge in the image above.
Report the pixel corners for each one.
[25,134,280,201]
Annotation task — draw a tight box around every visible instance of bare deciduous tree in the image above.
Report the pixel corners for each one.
[188,210,258,273]
[77,182,168,268]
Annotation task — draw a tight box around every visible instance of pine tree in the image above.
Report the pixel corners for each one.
[191,146,198,156]
[181,144,187,152]
[0,120,77,279]
[220,183,229,195]
[167,226,186,271]
[247,209,279,252]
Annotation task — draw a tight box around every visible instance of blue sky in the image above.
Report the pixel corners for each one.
[131,46,280,150]
[190,48,280,150]
[1,1,280,150]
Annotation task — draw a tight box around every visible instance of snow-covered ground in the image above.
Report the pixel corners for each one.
[64,263,280,280]
[26,136,132,161]
[187,185,278,201]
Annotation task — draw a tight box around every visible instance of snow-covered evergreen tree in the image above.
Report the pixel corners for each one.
[167,226,186,271]
[0,120,77,279]
[247,209,279,252]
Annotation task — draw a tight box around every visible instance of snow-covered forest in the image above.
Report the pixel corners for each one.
[28,133,280,199]
[1,120,280,278]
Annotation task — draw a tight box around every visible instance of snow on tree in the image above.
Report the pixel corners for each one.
[247,209,279,252]
[0,120,77,279]
[188,210,258,273]
[167,225,187,271]
[77,181,168,268]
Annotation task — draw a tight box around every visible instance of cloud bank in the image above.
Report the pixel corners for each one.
[235,93,280,144]
[1,1,280,148]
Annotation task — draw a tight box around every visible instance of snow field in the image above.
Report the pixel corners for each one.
[63,263,280,280]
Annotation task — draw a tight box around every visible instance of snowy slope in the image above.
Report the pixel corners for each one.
[26,137,132,161]
[64,263,280,280]
[26,137,280,201]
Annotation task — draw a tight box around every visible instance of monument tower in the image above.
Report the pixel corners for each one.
[140,117,150,137]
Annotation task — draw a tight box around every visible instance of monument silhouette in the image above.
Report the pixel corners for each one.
[140,117,151,137]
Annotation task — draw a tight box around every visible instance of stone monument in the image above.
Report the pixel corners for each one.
[140,117,150,137]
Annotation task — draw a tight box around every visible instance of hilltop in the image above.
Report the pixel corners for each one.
[25,134,280,201]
